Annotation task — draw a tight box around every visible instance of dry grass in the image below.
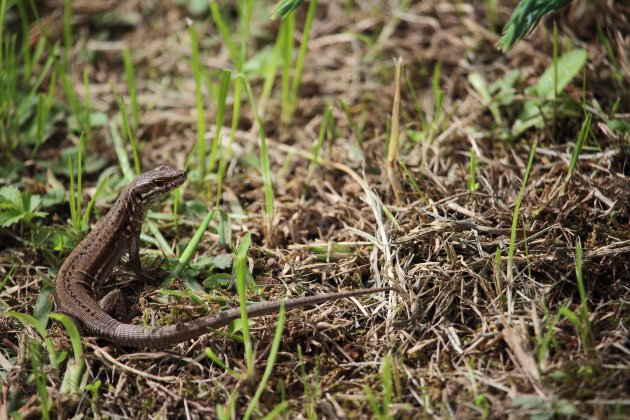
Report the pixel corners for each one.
[1,0,629,418]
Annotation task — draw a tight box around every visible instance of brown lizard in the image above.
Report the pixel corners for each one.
[53,166,392,348]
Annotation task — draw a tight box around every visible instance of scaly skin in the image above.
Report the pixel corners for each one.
[53,166,392,348]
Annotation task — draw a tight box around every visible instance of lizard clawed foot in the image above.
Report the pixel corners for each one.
[124,256,168,283]
[139,256,169,283]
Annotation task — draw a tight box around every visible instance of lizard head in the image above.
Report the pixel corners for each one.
[133,166,187,205]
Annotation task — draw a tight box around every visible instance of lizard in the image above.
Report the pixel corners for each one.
[53,165,393,348]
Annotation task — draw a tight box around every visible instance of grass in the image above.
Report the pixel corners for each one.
[507,137,537,283]
[123,47,140,133]
[189,19,207,185]
[242,76,275,240]
[289,0,317,118]
[1,0,629,418]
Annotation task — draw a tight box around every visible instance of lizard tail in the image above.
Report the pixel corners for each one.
[105,287,394,348]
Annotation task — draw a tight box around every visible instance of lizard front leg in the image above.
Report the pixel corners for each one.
[127,227,166,283]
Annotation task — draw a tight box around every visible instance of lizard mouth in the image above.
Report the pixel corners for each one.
[170,169,187,188]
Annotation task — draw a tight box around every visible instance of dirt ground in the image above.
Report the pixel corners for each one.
[1,0,629,418]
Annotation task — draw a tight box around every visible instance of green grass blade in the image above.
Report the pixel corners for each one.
[7,311,59,369]
[244,300,286,420]
[209,70,231,173]
[50,313,85,394]
[171,209,214,279]
[0,0,8,68]
[117,94,140,175]
[63,0,72,68]
[32,342,52,419]
[241,77,274,227]
[204,347,240,377]
[123,47,139,132]
[209,1,239,67]
[81,175,109,227]
[261,402,288,420]
[467,147,478,192]
[272,0,304,19]
[259,31,283,116]
[189,20,207,184]
[288,0,316,117]
[280,14,294,124]
[507,138,537,278]
[399,162,426,202]
[234,233,253,380]
[565,113,591,181]
[574,239,593,353]
[304,104,331,191]
[82,67,92,141]
[382,353,393,418]
[109,120,134,181]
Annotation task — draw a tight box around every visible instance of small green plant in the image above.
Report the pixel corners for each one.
[51,312,86,394]
[465,358,490,419]
[536,300,560,370]
[0,3,60,156]
[364,353,394,420]
[31,341,52,420]
[507,138,537,280]
[216,389,239,420]
[558,240,594,354]
[469,72,503,125]
[297,345,320,420]
[275,1,317,124]
[0,186,48,227]
[7,312,59,369]
[84,380,102,414]
[32,71,58,156]
[513,48,587,136]
[511,395,577,418]
[596,23,624,83]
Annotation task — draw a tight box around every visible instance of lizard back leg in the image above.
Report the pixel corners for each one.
[98,289,131,323]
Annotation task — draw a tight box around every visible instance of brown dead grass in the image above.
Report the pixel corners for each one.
[1,0,629,418]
